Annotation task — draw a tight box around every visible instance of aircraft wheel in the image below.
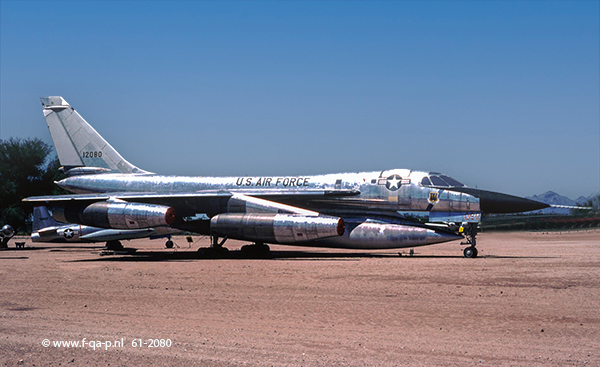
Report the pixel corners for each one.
[241,243,271,258]
[463,246,478,258]
[257,243,270,253]
[165,240,174,249]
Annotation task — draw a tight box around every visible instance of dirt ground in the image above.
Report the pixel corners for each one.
[1,229,599,366]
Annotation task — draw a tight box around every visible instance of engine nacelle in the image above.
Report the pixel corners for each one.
[53,201,175,230]
[210,213,345,244]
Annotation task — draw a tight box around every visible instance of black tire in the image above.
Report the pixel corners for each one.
[241,243,271,258]
[463,246,476,258]
[165,240,174,249]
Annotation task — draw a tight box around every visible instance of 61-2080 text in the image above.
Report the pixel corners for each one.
[131,339,172,348]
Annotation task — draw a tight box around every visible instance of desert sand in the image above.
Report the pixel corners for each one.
[1,229,599,366]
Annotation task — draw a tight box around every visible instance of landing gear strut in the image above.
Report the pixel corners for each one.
[461,223,479,258]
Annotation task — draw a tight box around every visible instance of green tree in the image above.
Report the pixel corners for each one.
[0,138,66,234]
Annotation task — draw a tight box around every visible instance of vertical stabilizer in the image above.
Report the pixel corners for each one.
[40,96,148,174]
[32,206,62,232]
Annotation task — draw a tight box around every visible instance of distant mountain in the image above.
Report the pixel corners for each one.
[525,191,599,214]
[527,191,578,206]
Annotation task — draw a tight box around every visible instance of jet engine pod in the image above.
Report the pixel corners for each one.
[210,213,345,244]
[78,201,176,229]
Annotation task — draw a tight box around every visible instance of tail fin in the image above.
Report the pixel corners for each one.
[32,206,63,232]
[40,96,149,174]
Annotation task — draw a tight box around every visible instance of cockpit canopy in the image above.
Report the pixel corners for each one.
[420,173,466,188]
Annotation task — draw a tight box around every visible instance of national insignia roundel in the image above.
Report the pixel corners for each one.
[385,175,402,191]
[63,228,74,239]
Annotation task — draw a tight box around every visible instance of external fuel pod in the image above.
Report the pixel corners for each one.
[210,213,345,244]
[83,201,175,229]
[53,201,176,230]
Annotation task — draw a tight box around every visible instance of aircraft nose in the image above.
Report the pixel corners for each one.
[478,192,549,213]
[452,188,549,214]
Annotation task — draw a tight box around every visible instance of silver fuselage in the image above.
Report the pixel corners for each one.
[57,169,481,214]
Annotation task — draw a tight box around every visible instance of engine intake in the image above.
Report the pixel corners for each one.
[210,213,344,244]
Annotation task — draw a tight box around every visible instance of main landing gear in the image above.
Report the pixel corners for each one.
[460,223,479,258]
[197,235,272,258]
[240,242,271,258]
[105,240,124,250]
[197,235,230,258]
[102,240,137,255]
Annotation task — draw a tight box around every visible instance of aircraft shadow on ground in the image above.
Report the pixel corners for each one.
[66,249,552,262]
[72,250,397,262]
[1,245,106,251]
[1,245,551,261]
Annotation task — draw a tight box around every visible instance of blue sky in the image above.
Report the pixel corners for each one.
[1,1,598,199]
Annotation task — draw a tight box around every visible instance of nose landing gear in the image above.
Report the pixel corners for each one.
[460,223,479,258]
[463,245,478,258]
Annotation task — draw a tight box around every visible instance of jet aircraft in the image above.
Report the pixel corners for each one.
[31,206,180,249]
[25,97,549,258]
